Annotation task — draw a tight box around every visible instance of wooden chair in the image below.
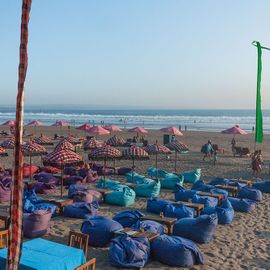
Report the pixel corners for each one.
[0,229,8,249]
[76,258,96,270]
[68,231,89,257]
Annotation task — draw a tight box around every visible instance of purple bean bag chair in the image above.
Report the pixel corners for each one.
[33,172,58,184]
[73,190,103,203]
[30,182,56,195]
[0,177,11,202]
[64,166,77,176]
[117,167,132,175]
[23,209,52,238]
[63,202,99,219]
[84,170,99,183]
[65,176,84,187]
[68,184,88,198]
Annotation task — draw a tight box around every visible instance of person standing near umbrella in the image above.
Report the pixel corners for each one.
[201,140,214,161]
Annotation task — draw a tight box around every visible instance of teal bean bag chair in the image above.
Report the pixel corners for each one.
[96,178,120,189]
[134,180,161,197]
[182,169,201,184]
[147,167,168,178]
[161,174,184,189]
[105,185,136,206]
[126,172,146,184]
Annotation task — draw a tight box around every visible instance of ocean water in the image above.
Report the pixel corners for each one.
[0,105,269,133]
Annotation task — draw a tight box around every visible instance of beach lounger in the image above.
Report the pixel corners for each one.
[68,230,89,257]
[76,258,96,270]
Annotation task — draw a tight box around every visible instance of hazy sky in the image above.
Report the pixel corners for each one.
[1,0,270,109]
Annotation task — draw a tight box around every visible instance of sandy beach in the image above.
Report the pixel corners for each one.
[1,127,270,270]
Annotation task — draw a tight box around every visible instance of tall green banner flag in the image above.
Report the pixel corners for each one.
[253,41,263,143]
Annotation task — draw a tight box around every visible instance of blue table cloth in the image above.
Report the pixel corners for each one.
[0,238,86,270]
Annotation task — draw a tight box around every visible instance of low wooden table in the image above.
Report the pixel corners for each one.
[229,179,252,186]
[215,185,238,197]
[173,201,204,216]
[0,213,10,229]
[113,228,160,242]
[197,191,224,202]
[140,215,177,234]
[93,188,113,199]
[41,198,73,214]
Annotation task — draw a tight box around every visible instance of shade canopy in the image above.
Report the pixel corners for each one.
[32,135,53,145]
[104,125,122,132]
[89,145,121,158]
[106,135,126,146]
[166,140,189,152]
[76,123,92,131]
[122,146,149,159]
[128,127,148,133]
[160,126,183,136]
[221,125,248,135]
[1,120,15,127]
[144,143,171,155]
[87,125,110,135]
[0,137,16,149]
[22,141,47,156]
[55,139,75,152]
[51,121,70,127]
[65,135,81,145]
[43,149,83,168]
[27,120,44,126]
[84,137,104,150]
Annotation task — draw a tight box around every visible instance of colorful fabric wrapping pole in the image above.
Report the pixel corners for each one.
[7,1,32,269]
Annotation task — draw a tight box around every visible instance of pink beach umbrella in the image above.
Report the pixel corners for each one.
[128,127,148,134]
[104,125,122,132]
[76,123,92,131]
[87,125,110,136]
[1,120,15,127]
[27,120,44,126]
[221,125,248,135]
[51,121,70,127]
[160,126,183,136]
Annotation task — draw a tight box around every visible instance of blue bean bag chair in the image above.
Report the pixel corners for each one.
[174,185,197,202]
[192,194,218,208]
[238,186,262,201]
[109,235,150,268]
[253,180,270,193]
[191,180,213,192]
[68,184,88,199]
[209,177,230,186]
[164,204,194,219]
[151,235,205,267]
[131,220,164,235]
[96,178,120,189]
[125,172,146,184]
[228,181,246,189]
[81,216,122,247]
[209,188,229,200]
[134,180,161,197]
[202,199,234,224]
[161,174,184,189]
[117,167,132,175]
[173,214,218,243]
[228,197,256,213]
[146,197,173,214]
[182,168,201,184]
[147,167,168,178]
[63,202,99,219]
[113,210,144,227]
[105,186,136,206]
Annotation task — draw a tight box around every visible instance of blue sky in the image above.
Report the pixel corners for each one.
[1,0,270,109]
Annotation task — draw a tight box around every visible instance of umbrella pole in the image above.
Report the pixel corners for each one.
[29,153,32,182]
[174,151,177,172]
[113,158,116,175]
[132,158,135,186]
[155,153,158,179]
[104,157,106,189]
[61,166,63,198]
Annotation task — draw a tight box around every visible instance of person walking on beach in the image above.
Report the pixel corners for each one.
[251,150,263,177]
[201,140,214,161]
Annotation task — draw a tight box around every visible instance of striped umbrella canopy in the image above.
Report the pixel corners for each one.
[122,146,149,159]
[22,141,47,156]
[84,137,104,150]
[65,135,81,145]
[51,121,70,127]
[87,125,110,135]
[128,127,148,133]
[166,140,189,152]
[1,137,16,149]
[107,135,126,146]
[104,125,122,132]
[27,120,44,126]
[76,123,92,131]
[1,120,15,127]
[32,135,53,145]
[0,146,8,156]
[55,139,75,152]
[89,145,122,159]
[160,126,183,136]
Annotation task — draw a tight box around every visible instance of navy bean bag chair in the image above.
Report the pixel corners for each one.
[105,185,136,206]
[182,168,201,184]
[64,166,77,176]
[228,181,246,189]
[228,197,256,213]
[81,216,123,247]
[173,214,218,243]
[202,199,234,224]
[238,186,262,201]
[253,180,270,193]
[65,176,84,187]
[63,202,99,219]
[146,197,173,214]
[161,174,184,189]
[164,204,194,219]
[192,194,218,208]
[151,235,204,267]
[174,185,197,202]
[210,188,229,200]
[109,235,150,268]
[33,172,58,185]
[68,184,88,198]
[30,182,56,195]
[134,180,161,197]
[132,220,164,235]
[113,210,144,227]
[209,177,230,186]
[23,209,52,238]
[117,167,132,175]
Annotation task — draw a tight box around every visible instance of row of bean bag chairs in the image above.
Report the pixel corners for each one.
[0,176,11,202]
[253,180,270,193]
[81,216,123,247]
[202,199,234,224]
[238,186,263,201]
[63,202,99,219]
[181,168,201,184]
[109,235,150,268]
[23,209,52,238]
[228,197,256,213]
[151,235,205,267]
[134,179,161,197]
[173,214,218,243]
[105,185,136,206]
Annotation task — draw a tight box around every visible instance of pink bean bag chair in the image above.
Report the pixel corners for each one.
[73,190,103,203]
